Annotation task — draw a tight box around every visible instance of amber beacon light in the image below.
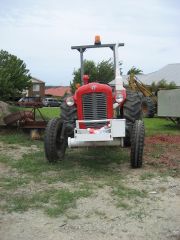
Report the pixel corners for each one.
[94,35,101,45]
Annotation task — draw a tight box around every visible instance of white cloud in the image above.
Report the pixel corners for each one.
[0,0,179,85]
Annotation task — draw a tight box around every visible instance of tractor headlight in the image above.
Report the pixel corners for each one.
[115,92,124,103]
[66,96,74,106]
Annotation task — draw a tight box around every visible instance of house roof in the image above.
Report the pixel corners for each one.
[109,63,180,86]
[45,86,71,97]
[138,63,180,86]
[31,77,45,84]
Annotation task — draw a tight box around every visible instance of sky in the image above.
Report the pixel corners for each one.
[0,0,179,86]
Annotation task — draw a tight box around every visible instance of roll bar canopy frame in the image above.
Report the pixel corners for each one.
[71,43,124,84]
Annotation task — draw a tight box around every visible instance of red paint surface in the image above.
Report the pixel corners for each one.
[74,82,113,128]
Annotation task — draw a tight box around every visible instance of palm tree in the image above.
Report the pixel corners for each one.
[127,66,143,75]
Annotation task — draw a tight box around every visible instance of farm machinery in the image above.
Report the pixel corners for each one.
[44,37,145,168]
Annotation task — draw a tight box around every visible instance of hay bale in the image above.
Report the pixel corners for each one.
[0,101,10,125]
[30,129,41,140]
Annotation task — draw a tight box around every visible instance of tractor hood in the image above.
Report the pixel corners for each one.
[74,82,113,101]
[74,82,114,126]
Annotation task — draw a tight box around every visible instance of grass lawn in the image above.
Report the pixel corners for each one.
[0,143,130,216]
[39,107,60,119]
[144,117,180,136]
[9,105,60,120]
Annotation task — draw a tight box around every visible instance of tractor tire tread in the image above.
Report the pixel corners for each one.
[123,90,143,146]
[61,102,77,121]
[123,90,142,123]
[44,117,64,163]
[131,120,145,168]
[142,96,155,118]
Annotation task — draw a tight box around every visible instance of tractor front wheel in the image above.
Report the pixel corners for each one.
[44,118,67,163]
[130,120,145,168]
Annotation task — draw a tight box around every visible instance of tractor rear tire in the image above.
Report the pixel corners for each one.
[60,101,77,137]
[123,90,142,146]
[142,97,155,118]
[61,101,77,121]
[44,117,66,163]
[131,120,145,168]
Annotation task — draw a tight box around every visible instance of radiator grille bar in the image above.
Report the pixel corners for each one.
[82,93,107,128]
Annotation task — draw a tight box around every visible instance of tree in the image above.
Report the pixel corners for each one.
[150,79,176,92]
[0,50,31,100]
[96,60,114,84]
[70,59,114,93]
[127,66,143,75]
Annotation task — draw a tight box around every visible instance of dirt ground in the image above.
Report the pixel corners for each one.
[0,135,180,240]
[1,177,179,240]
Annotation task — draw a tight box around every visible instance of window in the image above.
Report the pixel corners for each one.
[33,84,40,92]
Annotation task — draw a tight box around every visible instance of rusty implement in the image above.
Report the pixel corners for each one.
[4,111,34,125]
[3,102,47,129]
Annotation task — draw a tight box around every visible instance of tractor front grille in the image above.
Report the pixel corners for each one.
[82,92,107,128]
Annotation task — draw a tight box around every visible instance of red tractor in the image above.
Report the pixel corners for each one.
[44,37,145,168]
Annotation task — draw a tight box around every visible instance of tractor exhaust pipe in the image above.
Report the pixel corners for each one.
[68,138,124,148]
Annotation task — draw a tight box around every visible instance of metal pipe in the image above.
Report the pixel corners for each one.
[68,138,123,148]
[80,49,84,85]
[71,43,124,50]
[114,43,121,78]
[114,43,124,91]
[113,46,116,78]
